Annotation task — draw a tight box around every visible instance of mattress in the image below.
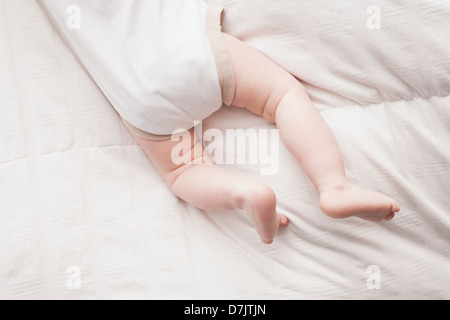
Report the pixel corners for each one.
[1,0,449,299]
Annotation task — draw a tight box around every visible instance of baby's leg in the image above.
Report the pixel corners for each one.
[223,33,400,222]
[130,128,288,244]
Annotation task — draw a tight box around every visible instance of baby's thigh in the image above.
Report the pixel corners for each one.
[222,33,300,122]
[130,128,207,188]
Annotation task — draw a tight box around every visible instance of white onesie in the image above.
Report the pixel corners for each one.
[40,0,235,138]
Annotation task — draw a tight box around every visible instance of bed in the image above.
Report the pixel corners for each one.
[1,0,449,299]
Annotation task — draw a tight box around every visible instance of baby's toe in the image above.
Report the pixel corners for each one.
[279,214,289,227]
[391,201,401,213]
[384,212,395,221]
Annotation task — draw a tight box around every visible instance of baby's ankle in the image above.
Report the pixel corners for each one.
[317,176,349,194]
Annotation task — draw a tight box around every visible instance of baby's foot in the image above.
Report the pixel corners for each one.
[319,178,400,222]
[242,183,289,244]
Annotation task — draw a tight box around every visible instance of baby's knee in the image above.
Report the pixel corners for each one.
[263,81,306,123]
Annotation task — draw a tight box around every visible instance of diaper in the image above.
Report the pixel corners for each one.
[40,0,235,139]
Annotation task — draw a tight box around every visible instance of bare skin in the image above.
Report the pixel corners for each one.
[129,32,400,244]
[132,128,288,244]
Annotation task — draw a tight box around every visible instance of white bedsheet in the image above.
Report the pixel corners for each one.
[1,0,449,299]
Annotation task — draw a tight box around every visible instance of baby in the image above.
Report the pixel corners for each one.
[42,0,400,244]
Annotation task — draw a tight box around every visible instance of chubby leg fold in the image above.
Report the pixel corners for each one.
[131,129,288,244]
